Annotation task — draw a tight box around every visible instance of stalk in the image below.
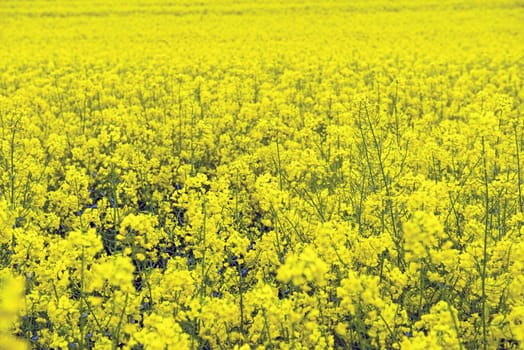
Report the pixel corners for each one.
[515,125,523,214]
[481,137,490,350]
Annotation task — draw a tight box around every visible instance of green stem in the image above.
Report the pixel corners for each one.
[481,137,489,350]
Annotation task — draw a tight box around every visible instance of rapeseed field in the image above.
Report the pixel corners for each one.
[1,0,524,349]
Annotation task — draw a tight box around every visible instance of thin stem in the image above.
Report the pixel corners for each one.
[276,136,283,192]
[515,125,523,213]
[112,292,129,350]
[481,137,489,350]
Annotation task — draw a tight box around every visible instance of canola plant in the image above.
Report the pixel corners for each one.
[1,0,523,349]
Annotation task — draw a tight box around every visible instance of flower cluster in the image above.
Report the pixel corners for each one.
[1,0,523,349]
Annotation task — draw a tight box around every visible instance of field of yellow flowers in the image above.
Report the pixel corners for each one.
[1,0,524,349]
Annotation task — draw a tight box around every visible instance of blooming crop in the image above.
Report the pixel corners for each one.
[1,0,523,349]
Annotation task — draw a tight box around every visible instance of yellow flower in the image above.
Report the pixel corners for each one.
[277,246,329,290]
[0,270,28,350]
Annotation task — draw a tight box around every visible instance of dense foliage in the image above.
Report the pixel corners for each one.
[1,0,524,349]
